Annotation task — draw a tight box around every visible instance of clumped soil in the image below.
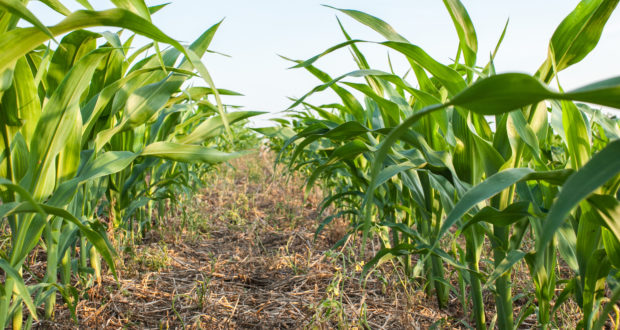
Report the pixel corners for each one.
[32,153,578,329]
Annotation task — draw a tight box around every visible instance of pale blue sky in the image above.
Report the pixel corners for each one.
[29,1,620,119]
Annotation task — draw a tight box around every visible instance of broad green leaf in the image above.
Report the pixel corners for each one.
[362,103,445,246]
[305,140,370,195]
[603,228,620,270]
[95,76,183,150]
[252,126,296,141]
[448,73,620,114]
[588,194,620,244]
[0,9,191,74]
[46,30,99,94]
[0,0,55,39]
[81,66,173,145]
[11,57,40,145]
[141,142,250,163]
[326,6,408,43]
[148,3,169,14]
[27,50,108,200]
[563,76,620,109]
[7,203,117,279]
[541,0,619,81]
[375,162,420,188]
[0,178,44,214]
[39,0,71,16]
[381,41,467,95]
[175,111,264,145]
[562,101,590,169]
[48,151,139,207]
[281,56,365,121]
[539,139,620,253]
[442,0,477,70]
[56,109,81,184]
[75,0,94,10]
[438,168,533,242]
[460,201,531,233]
[509,110,543,164]
[110,0,150,20]
[291,39,466,95]
[448,74,551,114]
[0,260,37,320]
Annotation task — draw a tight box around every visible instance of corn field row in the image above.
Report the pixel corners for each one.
[0,0,262,328]
[1,0,620,329]
[272,1,620,329]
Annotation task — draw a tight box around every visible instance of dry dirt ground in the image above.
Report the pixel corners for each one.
[33,154,461,329]
[31,153,582,329]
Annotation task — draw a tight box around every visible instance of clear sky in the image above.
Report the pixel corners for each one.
[29,1,620,122]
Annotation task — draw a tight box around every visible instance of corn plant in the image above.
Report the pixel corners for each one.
[278,0,620,328]
[0,0,260,328]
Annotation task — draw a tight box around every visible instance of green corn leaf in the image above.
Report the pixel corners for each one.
[0,0,55,39]
[110,0,151,20]
[38,0,71,16]
[27,50,108,200]
[175,111,264,145]
[602,228,620,270]
[587,194,620,245]
[563,76,620,109]
[46,30,100,94]
[448,73,620,114]
[0,60,14,92]
[436,168,573,244]
[291,40,467,95]
[141,142,251,163]
[0,178,44,214]
[148,3,169,15]
[539,139,620,254]
[438,168,533,242]
[48,151,139,207]
[362,103,445,247]
[305,140,370,195]
[381,41,467,95]
[81,66,174,145]
[95,76,183,150]
[460,201,531,233]
[447,74,550,114]
[6,203,118,280]
[562,101,590,169]
[442,0,478,70]
[280,56,366,121]
[325,5,408,42]
[482,250,527,290]
[0,9,191,74]
[540,0,619,80]
[11,57,40,145]
[0,260,37,321]
[508,110,543,164]
[252,126,297,141]
[75,0,94,10]
[375,163,420,188]
[0,201,20,221]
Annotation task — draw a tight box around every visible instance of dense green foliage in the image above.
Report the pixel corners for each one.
[0,1,260,328]
[277,0,620,328]
[2,0,620,328]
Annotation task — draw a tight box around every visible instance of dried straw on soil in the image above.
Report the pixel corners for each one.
[33,153,457,329]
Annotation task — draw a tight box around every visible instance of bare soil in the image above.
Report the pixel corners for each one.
[31,153,578,329]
